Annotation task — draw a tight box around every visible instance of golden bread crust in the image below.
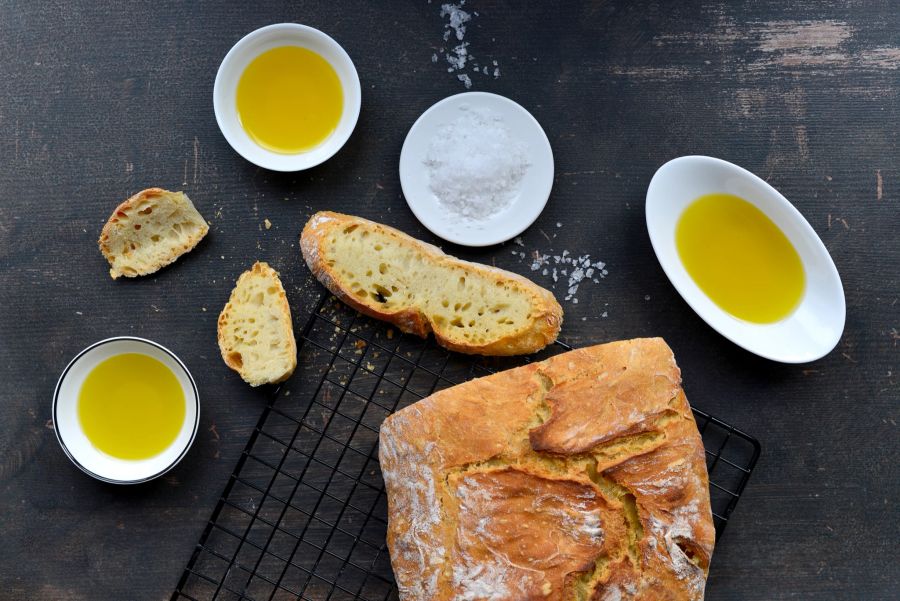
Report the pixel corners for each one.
[379,338,714,601]
[300,211,562,356]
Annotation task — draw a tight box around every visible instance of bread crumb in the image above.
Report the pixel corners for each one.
[264,218,272,230]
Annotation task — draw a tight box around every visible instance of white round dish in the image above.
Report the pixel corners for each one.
[52,337,200,484]
[213,23,361,172]
[646,155,845,363]
[399,92,554,247]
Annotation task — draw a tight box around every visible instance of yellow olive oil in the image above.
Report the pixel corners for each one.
[78,353,185,460]
[675,193,805,323]
[236,46,343,154]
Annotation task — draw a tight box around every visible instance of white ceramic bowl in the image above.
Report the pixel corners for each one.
[213,23,361,172]
[53,337,200,484]
[646,155,845,363]
[399,92,554,247]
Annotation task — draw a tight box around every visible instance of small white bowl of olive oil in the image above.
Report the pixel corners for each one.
[214,23,361,172]
[646,155,845,363]
[53,337,199,484]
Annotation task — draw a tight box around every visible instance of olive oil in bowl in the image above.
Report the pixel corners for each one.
[236,46,343,154]
[675,193,806,324]
[78,353,185,460]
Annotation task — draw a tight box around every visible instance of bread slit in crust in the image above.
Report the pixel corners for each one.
[300,211,563,356]
[379,338,715,601]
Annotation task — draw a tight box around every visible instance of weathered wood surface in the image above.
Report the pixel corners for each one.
[0,1,897,599]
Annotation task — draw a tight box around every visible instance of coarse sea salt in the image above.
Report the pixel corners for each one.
[510,242,609,306]
[437,1,501,88]
[425,106,529,221]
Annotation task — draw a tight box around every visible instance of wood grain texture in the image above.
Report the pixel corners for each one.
[0,1,897,599]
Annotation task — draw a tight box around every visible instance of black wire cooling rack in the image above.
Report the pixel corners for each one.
[172,292,761,601]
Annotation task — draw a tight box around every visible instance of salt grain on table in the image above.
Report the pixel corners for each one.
[437,2,501,87]
[514,242,609,305]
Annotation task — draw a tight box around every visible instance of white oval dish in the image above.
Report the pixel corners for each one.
[399,92,554,247]
[646,155,845,363]
[53,337,200,484]
[213,23,361,172]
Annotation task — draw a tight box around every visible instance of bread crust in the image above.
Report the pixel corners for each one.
[379,338,714,601]
[98,187,209,279]
[300,211,562,355]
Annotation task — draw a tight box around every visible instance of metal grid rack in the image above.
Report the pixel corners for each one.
[173,293,761,601]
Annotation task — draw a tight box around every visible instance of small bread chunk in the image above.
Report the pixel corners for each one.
[98,188,209,279]
[300,212,563,356]
[217,262,297,387]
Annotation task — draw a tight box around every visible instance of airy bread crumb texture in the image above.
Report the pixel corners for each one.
[98,188,209,279]
[217,262,297,387]
[301,212,562,355]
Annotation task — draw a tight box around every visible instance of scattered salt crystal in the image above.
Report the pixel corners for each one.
[436,2,501,87]
[508,243,610,307]
[513,236,524,246]
[602,311,608,317]
[447,42,469,70]
[440,2,471,41]
[644,295,651,301]
[424,106,529,221]
[556,222,562,227]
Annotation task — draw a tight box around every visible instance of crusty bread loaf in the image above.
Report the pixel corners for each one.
[217,262,297,387]
[300,212,562,356]
[98,188,209,279]
[379,338,714,601]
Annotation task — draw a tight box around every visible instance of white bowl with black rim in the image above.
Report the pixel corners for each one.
[52,337,199,484]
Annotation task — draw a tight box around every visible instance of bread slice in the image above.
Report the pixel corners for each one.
[217,262,297,386]
[98,188,209,279]
[300,212,563,356]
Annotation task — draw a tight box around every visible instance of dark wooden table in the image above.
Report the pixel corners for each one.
[1,2,897,599]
